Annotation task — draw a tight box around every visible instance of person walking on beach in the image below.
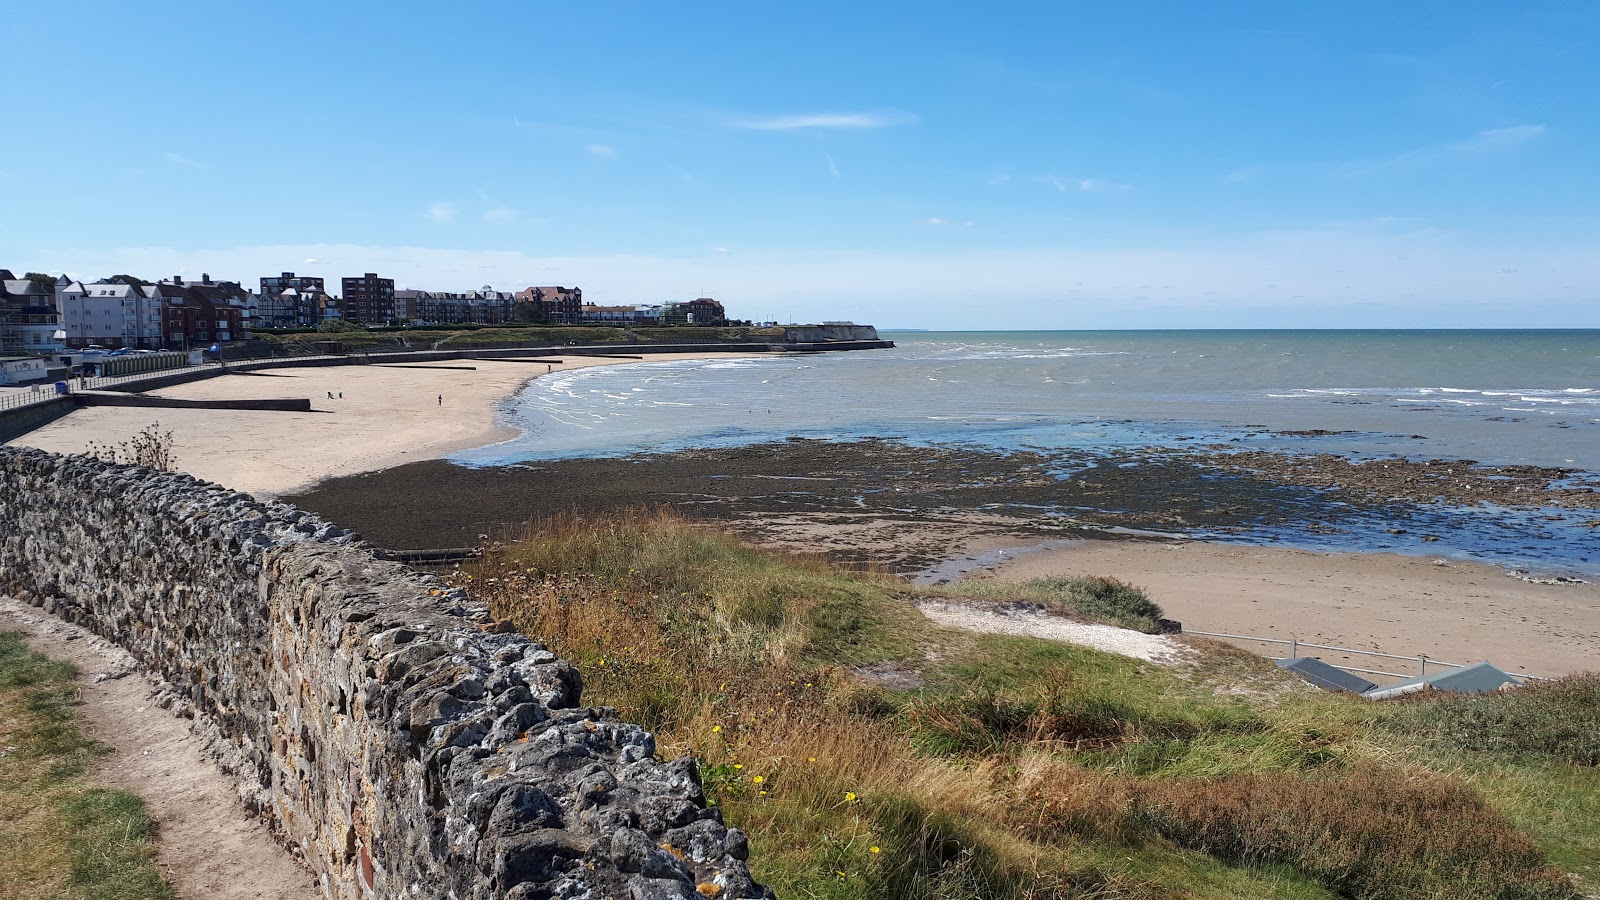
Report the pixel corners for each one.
[327,391,334,400]
[438,393,443,406]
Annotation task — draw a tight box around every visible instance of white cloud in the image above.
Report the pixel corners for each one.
[1342,124,1546,177]
[1076,177,1130,192]
[586,144,617,158]
[713,247,732,254]
[483,206,519,222]
[1037,174,1129,193]
[825,154,840,180]
[425,202,456,223]
[32,229,1599,329]
[736,112,917,130]
[303,257,319,264]
[917,218,974,227]
[163,151,205,169]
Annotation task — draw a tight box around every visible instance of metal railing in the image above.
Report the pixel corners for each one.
[0,387,63,412]
[1183,629,1548,681]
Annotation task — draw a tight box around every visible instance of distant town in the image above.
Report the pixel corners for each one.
[0,267,741,355]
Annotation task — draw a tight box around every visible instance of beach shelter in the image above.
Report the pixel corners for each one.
[1275,657,1378,694]
[1361,661,1521,701]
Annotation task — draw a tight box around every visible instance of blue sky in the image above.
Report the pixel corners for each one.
[3,1,1596,328]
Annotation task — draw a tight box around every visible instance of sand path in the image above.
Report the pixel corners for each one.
[8,352,758,498]
[0,597,318,899]
[985,539,1600,679]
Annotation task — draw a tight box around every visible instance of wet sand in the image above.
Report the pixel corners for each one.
[279,439,1600,679]
[13,373,1597,680]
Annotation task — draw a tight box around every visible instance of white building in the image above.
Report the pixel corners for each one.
[56,280,163,349]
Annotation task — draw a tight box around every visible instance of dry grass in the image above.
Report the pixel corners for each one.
[455,510,1585,899]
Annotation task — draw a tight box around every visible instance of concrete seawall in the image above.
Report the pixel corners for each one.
[0,447,770,900]
[0,396,75,443]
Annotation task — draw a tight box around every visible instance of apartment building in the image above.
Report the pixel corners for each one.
[512,286,583,324]
[260,271,325,295]
[341,272,396,325]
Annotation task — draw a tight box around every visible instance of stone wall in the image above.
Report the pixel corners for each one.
[0,446,768,900]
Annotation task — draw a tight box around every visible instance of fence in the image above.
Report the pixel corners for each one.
[0,387,62,412]
[1183,629,1547,681]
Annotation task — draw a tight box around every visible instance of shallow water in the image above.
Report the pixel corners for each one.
[453,330,1600,575]
[460,329,1600,469]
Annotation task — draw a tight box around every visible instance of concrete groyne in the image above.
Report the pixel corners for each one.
[0,446,770,899]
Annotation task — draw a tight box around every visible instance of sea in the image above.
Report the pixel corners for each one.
[453,330,1600,576]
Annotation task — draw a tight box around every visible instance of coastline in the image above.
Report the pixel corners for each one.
[13,363,1598,680]
[6,351,762,498]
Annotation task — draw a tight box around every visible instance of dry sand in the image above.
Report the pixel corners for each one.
[9,352,758,498]
[984,539,1600,679]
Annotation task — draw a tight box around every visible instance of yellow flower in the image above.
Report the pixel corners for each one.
[808,757,816,763]
[734,764,743,770]
[712,725,721,733]
[844,791,857,802]
[752,775,764,784]
[869,846,881,854]
[759,789,768,796]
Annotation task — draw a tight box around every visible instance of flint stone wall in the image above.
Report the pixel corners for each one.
[0,446,769,900]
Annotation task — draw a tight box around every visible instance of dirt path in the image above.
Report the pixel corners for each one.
[0,598,318,900]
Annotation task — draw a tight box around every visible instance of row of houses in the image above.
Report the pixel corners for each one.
[2,271,245,352]
[2,266,731,354]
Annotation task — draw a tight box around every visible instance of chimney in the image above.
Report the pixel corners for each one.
[173,275,183,285]
[202,273,212,284]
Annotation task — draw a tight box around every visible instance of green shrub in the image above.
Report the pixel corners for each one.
[932,576,1166,632]
[1387,675,1600,765]
[1129,769,1579,900]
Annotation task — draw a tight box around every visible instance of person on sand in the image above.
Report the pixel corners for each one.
[327,391,334,400]
[438,394,443,406]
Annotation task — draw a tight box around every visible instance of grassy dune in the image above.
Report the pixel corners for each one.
[245,324,787,354]
[0,633,171,900]
[455,510,1597,899]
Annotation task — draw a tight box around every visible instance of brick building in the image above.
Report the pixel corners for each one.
[513,286,583,324]
[260,271,325,295]
[341,272,396,324]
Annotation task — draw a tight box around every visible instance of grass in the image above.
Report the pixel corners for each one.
[927,575,1168,633]
[1383,675,1600,765]
[0,632,172,900]
[455,509,1589,899]
[248,323,787,354]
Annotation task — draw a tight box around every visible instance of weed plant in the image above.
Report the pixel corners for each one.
[84,423,174,471]
[455,510,1586,899]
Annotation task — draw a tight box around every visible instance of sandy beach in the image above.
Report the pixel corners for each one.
[982,539,1600,679]
[11,360,1598,683]
[8,352,759,498]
